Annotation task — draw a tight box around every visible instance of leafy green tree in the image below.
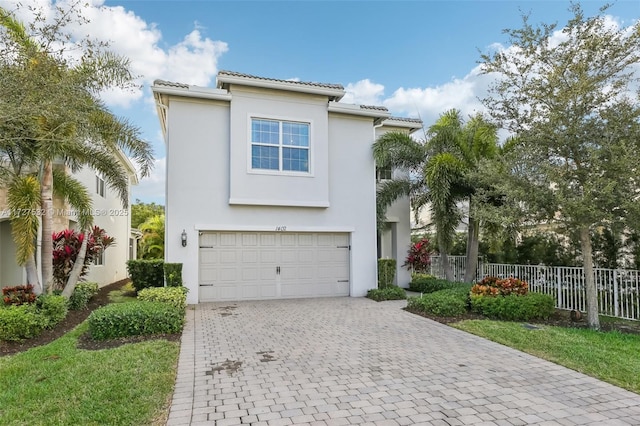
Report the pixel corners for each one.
[0,5,154,294]
[139,214,165,260]
[480,3,640,329]
[131,200,165,229]
[373,110,499,282]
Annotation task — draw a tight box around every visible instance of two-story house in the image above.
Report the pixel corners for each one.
[152,71,419,304]
[0,153,138,288]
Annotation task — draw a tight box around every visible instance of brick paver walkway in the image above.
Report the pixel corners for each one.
[167,298,640,425]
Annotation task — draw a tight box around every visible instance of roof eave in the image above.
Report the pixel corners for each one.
[327,102,390,123]
[217,74,345,101]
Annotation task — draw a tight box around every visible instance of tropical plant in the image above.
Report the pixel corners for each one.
[403,238,432,273]
[139,214,165,260]
[52,227,114,291]
[131,200,165,229]
[480,3,640,329]
[0,5,154,295]
[373,111,499,282]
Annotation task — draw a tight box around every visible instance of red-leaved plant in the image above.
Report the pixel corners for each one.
[2,284,37,305]
[52,226,114,290]
[471,276,529,297]
[403,238,432,273]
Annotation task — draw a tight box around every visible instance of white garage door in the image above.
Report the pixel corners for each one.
[199,232,350,302]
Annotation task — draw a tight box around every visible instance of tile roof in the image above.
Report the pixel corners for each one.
[360,105,389,112]
[153,79,189,88]
[387,116,423,124]
[217,70,344,90]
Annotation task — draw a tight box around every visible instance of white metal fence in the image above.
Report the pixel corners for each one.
[427,256,640,321]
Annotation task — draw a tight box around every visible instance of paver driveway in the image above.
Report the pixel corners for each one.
[167,297,640,426]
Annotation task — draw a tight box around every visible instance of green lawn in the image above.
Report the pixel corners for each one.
[453,320,640,394]
[0,322,179,426]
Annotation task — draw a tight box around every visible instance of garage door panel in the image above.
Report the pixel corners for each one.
[220,233,237,246]
[260,234,276,246]
[199,231,350,302]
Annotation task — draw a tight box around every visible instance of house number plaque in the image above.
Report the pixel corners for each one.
[275,226,287,231]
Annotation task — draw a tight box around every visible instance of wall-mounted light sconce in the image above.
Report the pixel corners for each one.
[181,229,187,247]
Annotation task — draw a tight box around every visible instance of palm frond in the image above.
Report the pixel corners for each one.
[7,174,40,265]
[372,131,425,171]
[52,168,93,229]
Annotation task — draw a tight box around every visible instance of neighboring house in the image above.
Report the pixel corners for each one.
[152,70,418,304]
[0,152,138,287]
[375,118,423,287]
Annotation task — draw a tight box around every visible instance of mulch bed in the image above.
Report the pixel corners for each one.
[0,279,181,357]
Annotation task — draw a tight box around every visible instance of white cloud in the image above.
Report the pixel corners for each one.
[381,66,495,127]
[1,0,227,108]
[342,79,385,105]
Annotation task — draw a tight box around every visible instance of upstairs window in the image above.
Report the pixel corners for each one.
[96,174,105,197]
[251,118,310,173]
[376,166,392,182]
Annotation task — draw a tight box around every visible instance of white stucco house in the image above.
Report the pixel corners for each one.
[152,70,420,304]
[0,153,138,288]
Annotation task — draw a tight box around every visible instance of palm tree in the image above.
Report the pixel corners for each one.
[139,214,165,260]
[0,7,154,294]
[373,109,498,282]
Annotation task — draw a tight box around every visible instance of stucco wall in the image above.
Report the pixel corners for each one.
[72,166,132,286]
[164,96,378,304]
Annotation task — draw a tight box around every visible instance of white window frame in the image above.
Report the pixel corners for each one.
[93,249,105,266]
[96,173,106,198]
[376,166,393,182]
[247,115,313,177]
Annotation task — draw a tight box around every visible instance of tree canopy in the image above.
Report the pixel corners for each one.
[480,2,640,329]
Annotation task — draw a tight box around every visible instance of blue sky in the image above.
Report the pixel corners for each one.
[5,0,640,204]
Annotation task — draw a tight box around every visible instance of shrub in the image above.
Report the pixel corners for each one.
[163,263,183,287]
[0,304,46,341]
[138,286,188,310]
[68,282,99,310]
[88,301,185,340]
[52,227,114,291]
[36,294,68,328]
[406,287,469,317]
[377,259,396,289]
[470,293,555,321]
[126,259,164,292]
[403,238,432,273]
[471,276,528,296]
[409,276,464,294]
[367,286,406,302]
[2,284,37,305]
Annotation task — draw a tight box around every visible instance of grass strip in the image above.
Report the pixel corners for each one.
[0,323,179,426]
[453,320,640,394]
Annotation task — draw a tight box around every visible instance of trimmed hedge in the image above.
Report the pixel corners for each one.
[377,259,396,289]
[0,304,45,341]
[138,286,188,309]
[126,259,164,292]
[409,276,468,294]
[87,301,185,340]
[470,293,555,321]
[68,282,99,310]
[36,295,68,328]
[367,286,406,302]
[407,287,470,317]
[164,263,183,287]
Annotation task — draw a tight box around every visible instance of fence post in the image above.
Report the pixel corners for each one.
[556,267,562,309]
[613,269,619,318]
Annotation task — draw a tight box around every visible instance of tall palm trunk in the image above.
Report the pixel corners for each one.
[464,212,480,283]
[579,226,600,330]
[437,232,454,281]
[62,229,89,298]
[40,160,53,293]
[25,255,42,294]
